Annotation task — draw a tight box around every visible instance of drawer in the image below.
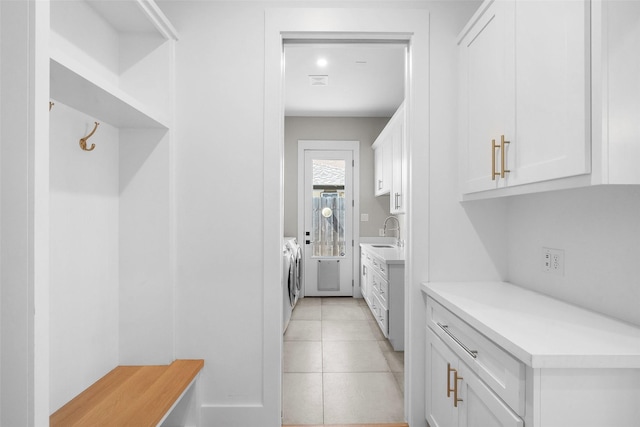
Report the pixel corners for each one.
[370,256,388,280]
[372,291,389,337]
[426,297,525,416]
[376,274,388,309]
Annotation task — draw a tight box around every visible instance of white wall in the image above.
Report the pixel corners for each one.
[1,4,31,424]
[162,2,267,419]
[284,117,391,238]
[426,0,507,284]
[49,102,120,412]
[160,1,497,425]
[1,1,50,425]
[507,185,640,326]
[119,128,174,365]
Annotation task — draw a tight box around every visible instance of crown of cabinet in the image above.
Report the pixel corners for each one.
[49,0,178,129]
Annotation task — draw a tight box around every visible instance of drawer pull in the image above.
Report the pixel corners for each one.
[446,363,454,398]
[491,138,500,180]
[437,322,478,359]
[454,370,463,408]
[500,135,510,178]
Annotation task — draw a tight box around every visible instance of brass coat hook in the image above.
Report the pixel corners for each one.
[79,122,99,151]
[49,101,54,111]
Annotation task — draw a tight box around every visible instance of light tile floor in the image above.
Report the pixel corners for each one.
[283,297,404,425]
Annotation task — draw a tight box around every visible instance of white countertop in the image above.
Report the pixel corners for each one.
[360,243,405,264]
[422,281,640,369]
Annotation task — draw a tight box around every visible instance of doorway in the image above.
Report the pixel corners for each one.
[264,8,431,427]
[283,41,406,423]
[299,142,358,297]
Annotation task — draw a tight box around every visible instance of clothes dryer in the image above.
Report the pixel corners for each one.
[282,237,300,333]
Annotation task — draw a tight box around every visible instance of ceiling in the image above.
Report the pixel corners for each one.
[284,43,406,117]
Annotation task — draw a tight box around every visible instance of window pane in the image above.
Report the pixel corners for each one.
[311,159,346,257]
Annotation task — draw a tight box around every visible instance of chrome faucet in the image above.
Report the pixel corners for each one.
[383,216,402,247]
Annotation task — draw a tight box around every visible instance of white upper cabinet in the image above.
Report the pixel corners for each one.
[373,102,405,212]
[459,0,591,198]
[373,135,391,196]
[511,0,590,187]
[49,0,178,129]
[458,0,514,194]
[390,103,405,214]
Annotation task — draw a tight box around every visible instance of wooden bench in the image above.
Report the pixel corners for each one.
[50,359,204,427]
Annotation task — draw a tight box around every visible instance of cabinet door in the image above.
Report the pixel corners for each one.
[509,0,590,186]
[426,328,458,427]
[459,0,515,194]
[390,111,405,214]
[361,256,369,303]
[373,143,391,196]
[457,363,523,427]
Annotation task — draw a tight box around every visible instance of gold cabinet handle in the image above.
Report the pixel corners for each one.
[491,139,500,180]
[500,134,510,178]
[447,363,455,398]
[454,370,463,408]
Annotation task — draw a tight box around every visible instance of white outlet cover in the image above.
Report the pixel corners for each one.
[542,247,564,276]
[360,213,369,221]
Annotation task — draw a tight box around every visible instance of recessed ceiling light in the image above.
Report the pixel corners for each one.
[316,58,328,67]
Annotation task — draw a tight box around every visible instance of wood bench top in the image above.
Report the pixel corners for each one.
[50,359,204,427]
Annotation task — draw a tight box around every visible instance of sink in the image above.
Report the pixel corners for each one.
[372,244,395,248]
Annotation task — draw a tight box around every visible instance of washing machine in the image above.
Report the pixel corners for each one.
[283,237,302,333]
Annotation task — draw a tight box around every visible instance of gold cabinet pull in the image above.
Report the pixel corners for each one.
[454,370,463,407]
[447,363,455,397]
[491,139,500,180]
[500,134,510,178]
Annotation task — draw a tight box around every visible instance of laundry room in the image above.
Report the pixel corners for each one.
[2,1,640,427]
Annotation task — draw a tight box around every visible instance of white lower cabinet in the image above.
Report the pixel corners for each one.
[424,282,640,427]
[426,329,523,427]
[360,244,404,350]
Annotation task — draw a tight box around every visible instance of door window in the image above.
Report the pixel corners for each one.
[311,159,346,257]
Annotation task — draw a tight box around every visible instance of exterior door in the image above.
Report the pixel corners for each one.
[302,149,354,296]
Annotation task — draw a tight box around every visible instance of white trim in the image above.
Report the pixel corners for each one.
[296,140,360,298]
[135,0,179,41]
[264,8,430,427]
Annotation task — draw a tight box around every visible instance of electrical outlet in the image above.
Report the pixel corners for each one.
[379,228,385,237]
[360,213,369,222]
[542,247,564,275]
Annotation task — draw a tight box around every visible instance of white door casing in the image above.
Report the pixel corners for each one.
[264,8,430,427]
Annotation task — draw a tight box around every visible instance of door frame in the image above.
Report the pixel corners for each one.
[297,140,360,298]
[264,8,431,427]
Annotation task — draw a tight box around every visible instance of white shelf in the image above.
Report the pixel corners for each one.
[50,52,169,129]
[49,0,177,129]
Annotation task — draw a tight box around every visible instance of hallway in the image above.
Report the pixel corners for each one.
[283,297,404,425]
